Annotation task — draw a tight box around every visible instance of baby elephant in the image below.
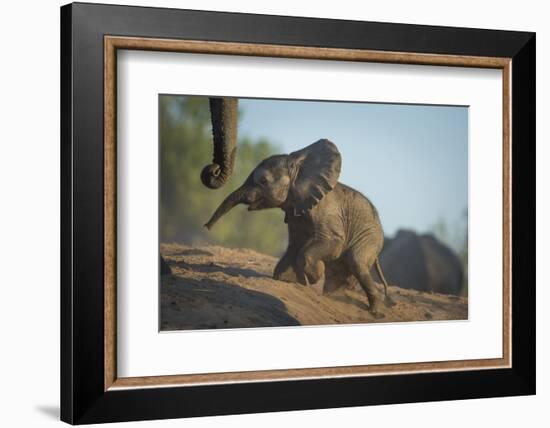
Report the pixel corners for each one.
[205,139,390,316]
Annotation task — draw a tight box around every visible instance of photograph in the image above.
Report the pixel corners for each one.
[55,2,536,424]
[159,95,469,331]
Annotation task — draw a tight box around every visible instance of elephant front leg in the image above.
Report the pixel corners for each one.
[273,255,299,283]
[296,240,341,285]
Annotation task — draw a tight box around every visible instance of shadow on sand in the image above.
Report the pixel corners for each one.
[174,259,269,279]
[161,275,300,330]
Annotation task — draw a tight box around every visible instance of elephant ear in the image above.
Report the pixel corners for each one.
[288,139,342,215]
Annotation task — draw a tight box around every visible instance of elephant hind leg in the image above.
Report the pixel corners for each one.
[345,251,385,318]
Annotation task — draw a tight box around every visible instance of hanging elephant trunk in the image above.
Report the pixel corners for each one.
[201,97,239,189]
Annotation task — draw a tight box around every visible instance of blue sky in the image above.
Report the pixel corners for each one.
[238,98,468,238]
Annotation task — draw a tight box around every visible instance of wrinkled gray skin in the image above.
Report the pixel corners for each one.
[380,229,464,295]
[205,139,390,316]
[200,97,239,189]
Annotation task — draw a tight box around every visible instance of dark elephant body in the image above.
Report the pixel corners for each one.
[205,139,389,314]
[380,230,464,295]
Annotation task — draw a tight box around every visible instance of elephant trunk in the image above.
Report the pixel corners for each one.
[201,97,238,189]
[204,185,249,230]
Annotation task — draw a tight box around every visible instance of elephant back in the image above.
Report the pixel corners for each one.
[420,235,463,295]
[379,230,430,292]
[379,229,464,295]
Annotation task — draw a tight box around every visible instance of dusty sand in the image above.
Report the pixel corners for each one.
[160,243,467,331]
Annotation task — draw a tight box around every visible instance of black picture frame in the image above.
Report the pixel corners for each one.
[61,2,535,424]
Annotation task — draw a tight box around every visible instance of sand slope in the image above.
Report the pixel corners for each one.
[160,243,467,331]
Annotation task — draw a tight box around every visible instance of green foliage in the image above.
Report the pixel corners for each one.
[160,95,287,256]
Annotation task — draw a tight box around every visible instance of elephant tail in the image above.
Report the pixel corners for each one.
[374,258,389,298]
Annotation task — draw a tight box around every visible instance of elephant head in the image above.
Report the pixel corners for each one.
[204,139,341,229]
[201,97,239,189]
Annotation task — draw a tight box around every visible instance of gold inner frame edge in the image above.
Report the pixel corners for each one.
[104,36,512,391]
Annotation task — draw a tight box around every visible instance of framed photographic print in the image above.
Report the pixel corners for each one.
[60,2,536,424]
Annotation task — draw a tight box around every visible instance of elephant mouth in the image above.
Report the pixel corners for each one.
[247,198,266,211]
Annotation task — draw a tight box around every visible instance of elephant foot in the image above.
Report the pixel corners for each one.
[273,268,299,284]
[295,269,315,286]
[303,259,324,285]
[305,271,321,285]
[369,309,385,320]
[368,296,385,319]
[295,272,308,286]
